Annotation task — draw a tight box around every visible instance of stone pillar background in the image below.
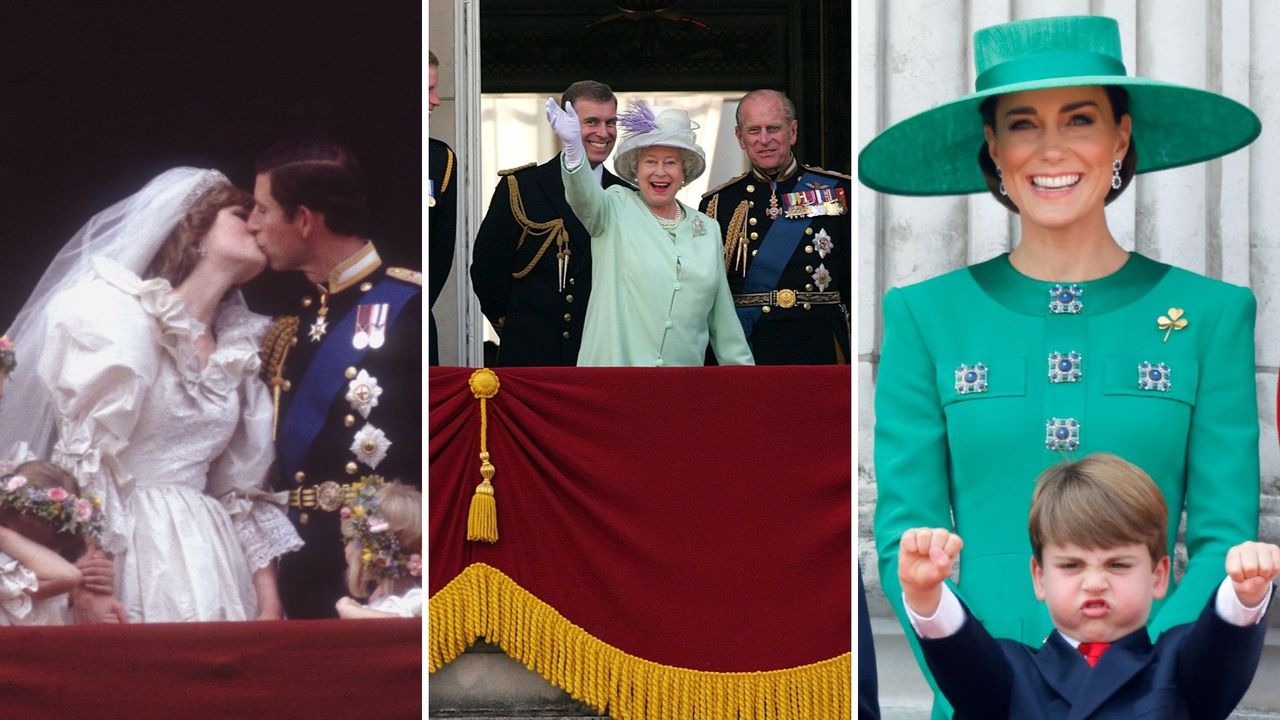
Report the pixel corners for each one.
[859,1,1280,709]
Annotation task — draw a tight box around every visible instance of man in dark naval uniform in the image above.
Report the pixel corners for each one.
[429,50,457,366]
[470,80,630,366]
[699,89,851,364]
[249,138,422,619]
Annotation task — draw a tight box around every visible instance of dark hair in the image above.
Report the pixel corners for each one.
[145,181,252,286]
[561,80,615,109]
[1028,453,1167,565]
[735,89,796,127]
[978,85,1137,213]
[428,50,439,68]
[2,461,87,562]
[254,138,369,237]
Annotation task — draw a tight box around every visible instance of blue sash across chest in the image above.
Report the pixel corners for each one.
[736,171,824,337]
[279,278,419,478]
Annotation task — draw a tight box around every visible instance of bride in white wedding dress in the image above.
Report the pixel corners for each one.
[0,168,302,622]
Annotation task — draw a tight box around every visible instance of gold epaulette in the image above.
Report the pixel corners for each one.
[801,165,852,182]
[497,162,536,177]
[386,267,423,286]
[701,170,752,199]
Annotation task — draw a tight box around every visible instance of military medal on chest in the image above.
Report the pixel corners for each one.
[345,369,383,418]
[782,183,848,219]
[308,291,331,342]
[353,303,390,350]
[766,179,783,220]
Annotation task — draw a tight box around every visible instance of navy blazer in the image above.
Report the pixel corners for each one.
[920,592,1269,720]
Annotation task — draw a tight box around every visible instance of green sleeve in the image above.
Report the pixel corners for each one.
[706,217,754,366]
[560,156,611,238]
[1150,285,1260,636]
[872,286,956,718]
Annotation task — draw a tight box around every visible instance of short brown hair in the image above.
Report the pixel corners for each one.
[1028,453,1167,564]
[145,181,252,286]
[978,85,1138,213]
[255,138,369,237]
[561,80,615,109]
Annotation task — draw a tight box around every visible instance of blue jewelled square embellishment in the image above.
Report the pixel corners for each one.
[955,363,988,394]
[1047,351,1082,383]
[1046,418,1080,451]
[1137,361,1171,392]
[1048,284,1084,314]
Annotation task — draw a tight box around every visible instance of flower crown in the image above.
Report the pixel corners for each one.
[0,473,104,542]
[340,477,421,583]
[0,335,15,375]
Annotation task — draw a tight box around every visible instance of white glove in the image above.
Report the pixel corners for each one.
[545,97,586,170]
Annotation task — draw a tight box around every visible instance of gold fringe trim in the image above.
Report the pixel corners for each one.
[430,563,851,720]
[467,370,501,543]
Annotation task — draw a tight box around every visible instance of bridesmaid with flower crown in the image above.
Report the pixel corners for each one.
[0,461,106,625]
[335,481,422,619]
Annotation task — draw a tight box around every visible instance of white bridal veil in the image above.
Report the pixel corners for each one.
[0,167,229,461]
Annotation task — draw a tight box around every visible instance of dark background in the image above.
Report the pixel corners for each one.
[479,0,851,173]
[0,1,421,323]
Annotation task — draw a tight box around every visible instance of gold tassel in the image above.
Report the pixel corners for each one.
[429,563,852,720]
[467,369,501,543]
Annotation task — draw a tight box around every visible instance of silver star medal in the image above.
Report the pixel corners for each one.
[812,228,834,258]
[812,264,832,292]
[308,316,328,341]
[345,369,383,418]
[351,423,391,470]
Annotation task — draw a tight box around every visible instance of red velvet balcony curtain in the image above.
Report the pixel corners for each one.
[429,366,851,719]
[0,618,420,719]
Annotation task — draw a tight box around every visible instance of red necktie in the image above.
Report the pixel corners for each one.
[1077,641,1110,667]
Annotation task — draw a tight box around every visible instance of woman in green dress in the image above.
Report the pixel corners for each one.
[860,15,1261,718]
[545,97,753,367]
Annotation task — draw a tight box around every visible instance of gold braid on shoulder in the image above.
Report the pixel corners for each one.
[704,193,719,220]
[261,315,300,440]
[440,148,455,194]
[724,200,751,275]
[506,175,571,291]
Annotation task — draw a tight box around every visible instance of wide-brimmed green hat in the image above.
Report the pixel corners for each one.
[858,15,1261,196]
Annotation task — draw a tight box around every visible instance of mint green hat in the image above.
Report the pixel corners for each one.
[858,15,1261,196]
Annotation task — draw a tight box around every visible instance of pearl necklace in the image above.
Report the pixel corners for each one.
[650,204,682,231]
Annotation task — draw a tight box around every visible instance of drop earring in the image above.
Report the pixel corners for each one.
[996,166,1007,196]
[1111,159,1122,190]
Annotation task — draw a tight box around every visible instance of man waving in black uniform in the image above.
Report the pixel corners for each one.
[470,80,631,366]
[700,89,850,364]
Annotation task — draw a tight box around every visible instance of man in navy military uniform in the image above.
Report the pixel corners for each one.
[470,80,630,366]
[429,50,457,366]
[700,89,850,364]
[249,138,422,619]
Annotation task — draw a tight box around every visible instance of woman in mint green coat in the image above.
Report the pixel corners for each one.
[545,97,753,367]
[859,16,1261,718]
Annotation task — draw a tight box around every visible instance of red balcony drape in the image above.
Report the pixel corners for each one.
[429,366,851,719]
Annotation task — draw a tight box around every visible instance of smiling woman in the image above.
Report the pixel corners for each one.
[859,15,1264,719]
[546,97,753,367]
